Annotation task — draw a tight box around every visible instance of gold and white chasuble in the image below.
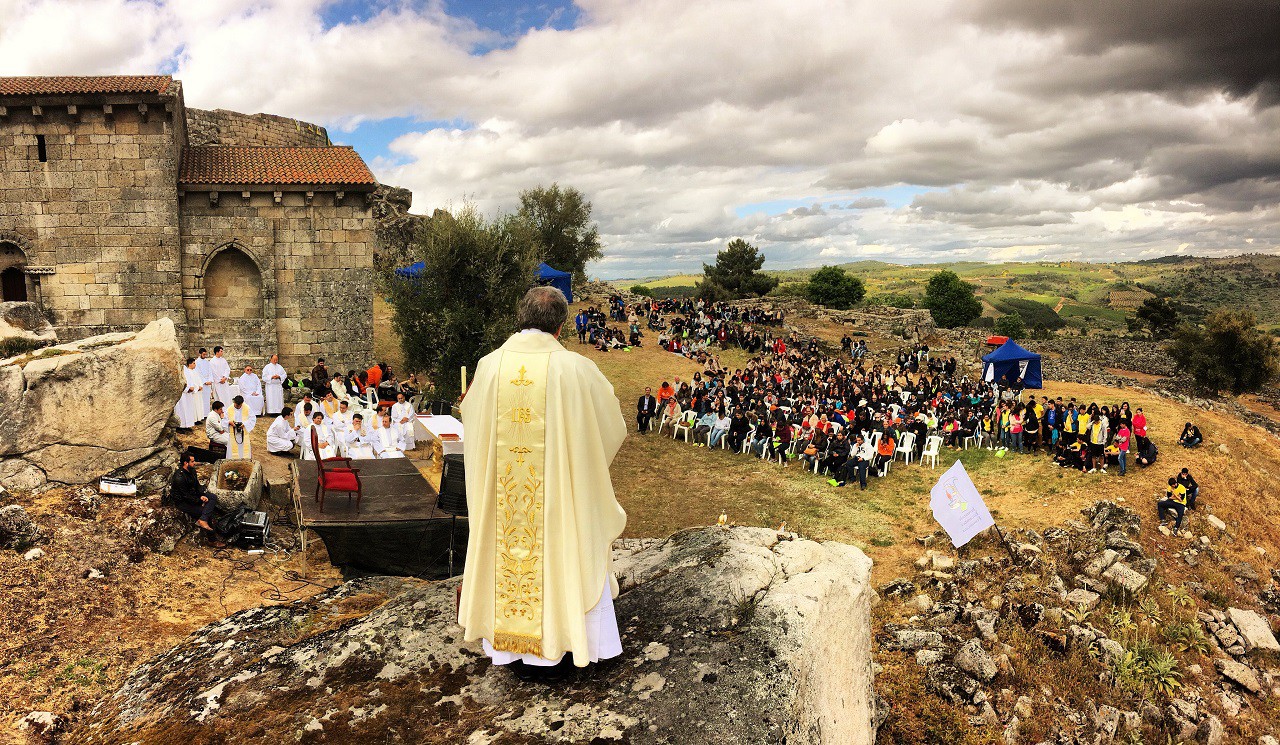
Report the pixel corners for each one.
[459,331,628,666]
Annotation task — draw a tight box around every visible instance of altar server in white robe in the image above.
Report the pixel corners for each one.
[266,407,299,455]
[343,413,376,459]
[302,411,338,461]
[263,354,287,415]
[195,349,215,408]
[460,287,627,673]
[330,399,354,438]
[372,411,406,458]
[390,392,417,450]
[237,365,265,416]
[210,346,232,406]
[175,358,207,428]
[205,401,229,446]
[225,395,257,459]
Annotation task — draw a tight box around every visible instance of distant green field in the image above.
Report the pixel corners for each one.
[618,254,1280,331]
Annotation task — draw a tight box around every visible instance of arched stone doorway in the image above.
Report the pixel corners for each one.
[203,246,263,319]
[0,242,28,302]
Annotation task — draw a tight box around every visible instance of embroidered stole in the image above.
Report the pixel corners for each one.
[229,406,251,459]
[492,350,550,656]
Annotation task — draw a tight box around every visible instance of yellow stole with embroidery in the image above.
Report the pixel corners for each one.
[229,406,251,459]
[492,350,549,656]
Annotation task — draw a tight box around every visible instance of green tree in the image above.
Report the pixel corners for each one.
[805,265,866,309]
[701,238,778,298]
[1136,297,1179,336]
[1167,310,1279,395]
[923,270,983,328]
[993,313,1026,340]
[629,284,654,297]
[377,204,542,402]
[517,183,602,284]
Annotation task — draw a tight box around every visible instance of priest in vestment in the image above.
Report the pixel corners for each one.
[237,365,265,416]
[263,354,287,415]
[302,411,338,461]
[226,395,257,459]
[459,287,627,674]
[390,392,417,450]
[344,413,376,459]
[372,411,406,458]
[195,349,215,409]
[210,347,232,406]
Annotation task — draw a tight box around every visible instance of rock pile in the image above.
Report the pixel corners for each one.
[75,526,879,744]
[0,318,182,493]
[880,501,1280,743]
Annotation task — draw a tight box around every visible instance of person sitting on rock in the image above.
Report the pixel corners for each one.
[1178,422,1203,448]
[1176,468,1200,509]
[1157,476,1188,531]
[169,451,224,547]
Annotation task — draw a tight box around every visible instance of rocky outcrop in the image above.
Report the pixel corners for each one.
[75,526,877,744]
[0,301,56,346]
[0,318,183,492]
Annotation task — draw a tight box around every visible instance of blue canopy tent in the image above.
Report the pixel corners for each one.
[535,263,573,303]
[981,340,1043,388]
[394,261,573,303]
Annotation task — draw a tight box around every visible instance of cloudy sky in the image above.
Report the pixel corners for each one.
[2,0,1278,278]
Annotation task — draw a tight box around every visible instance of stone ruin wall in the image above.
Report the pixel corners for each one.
[184,108,330,147]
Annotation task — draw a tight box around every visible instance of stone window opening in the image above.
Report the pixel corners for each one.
[203,246,263,320]
[36,135,47,163]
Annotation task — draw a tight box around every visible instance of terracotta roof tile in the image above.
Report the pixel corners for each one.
[179,146,377,186]
[0,75,172,96]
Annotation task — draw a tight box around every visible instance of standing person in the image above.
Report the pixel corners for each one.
[175,358,205,430]
[1115,422,1131,477]
[460,287,628,678]
[310,357,330,397]
[575,308,589,344]
[266,406,300,456]
[169,452,224,546]
[1132,407,1148,451]
[636,387,658,434]
[225,394,256,459]
[237,364,264,416]
[195,348,215,409]
[210,346,232,406]
[263,354,287,416]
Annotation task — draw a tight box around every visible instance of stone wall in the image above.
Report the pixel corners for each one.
[0,97,186,342]
[184,108,330,148]
[178,191,375,372]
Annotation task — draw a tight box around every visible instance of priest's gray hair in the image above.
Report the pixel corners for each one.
[518,286,568,334]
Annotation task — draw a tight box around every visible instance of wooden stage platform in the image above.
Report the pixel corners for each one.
[291,458,468,578]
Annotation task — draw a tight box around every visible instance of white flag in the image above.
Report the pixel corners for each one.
[930,460,995,548]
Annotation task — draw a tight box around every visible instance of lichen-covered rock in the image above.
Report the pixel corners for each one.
[0,318,182,490]
[0,503,41,550]
[75,526,877,744]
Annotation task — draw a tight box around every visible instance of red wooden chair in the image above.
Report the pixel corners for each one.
[311,427,362,513]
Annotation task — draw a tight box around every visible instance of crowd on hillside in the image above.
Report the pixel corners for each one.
[591,299,1207,534]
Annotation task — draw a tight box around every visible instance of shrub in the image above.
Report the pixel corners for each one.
[991,298,1065,329]
[805,266,866,309]
[629,284,654,297]
[867,293,916,309]
[1167,309,1280,394]
[923,270,982,328]
[993,313,1026,340]
[0,337,48,360]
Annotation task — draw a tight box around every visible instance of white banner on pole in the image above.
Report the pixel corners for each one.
[930,460,995,548]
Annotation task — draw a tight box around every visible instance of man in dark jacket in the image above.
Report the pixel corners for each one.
[636,388,658,434]
[170,452,223,545]
[1176,468,1200,509]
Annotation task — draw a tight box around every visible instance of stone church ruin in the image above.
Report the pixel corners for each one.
[0,75,388,371]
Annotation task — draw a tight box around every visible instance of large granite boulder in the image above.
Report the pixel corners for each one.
[0,300,56,345]
[75,526,877,744]
[0,318,183,490]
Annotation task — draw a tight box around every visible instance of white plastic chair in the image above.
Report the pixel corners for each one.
[962,430,980,450]
[740,427,757,454]
[673,411,697,442]
[657,408,678,435]
[895,432,916,465]
[921,435,943,469]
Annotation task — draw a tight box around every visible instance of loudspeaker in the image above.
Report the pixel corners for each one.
[438,454,467,515]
